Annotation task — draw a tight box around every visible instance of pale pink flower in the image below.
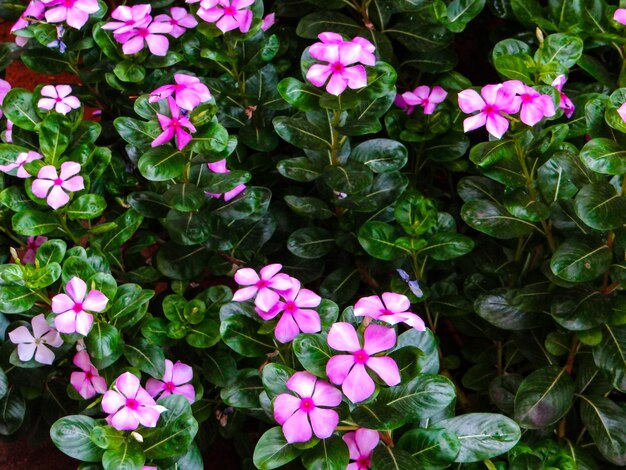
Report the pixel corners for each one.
[0,79,11,119]
[261,12,275,31]
[102,372,167,431]
[101,4,152,36]
[38,85,81,115]
[401,86,447,115]
[22,235,47,264]
[503,80,555,126]
[618,103,626,123]
[146,360,195,404]
[32,161,84,209]
[343,428,379,470]
[256,279,321,343]
[71,351,107,399]
[51,276,108,336]
[615,8,626,25]
[197,0,254,34]
[551,75,575,118]
[152,97,197,151]
[273,371,341,443]
[42,0,100,30]
[458,84,520,139]
[116,20,172,56]
[149,73,211,111]
[155,7,198,38]
[232,264,293,310]
[354,292,425,331]
[0,150,42,178]
[205,159,246,201]
[326,323,400,403]
[8,314,63,365]
[12,1,46,38]
[4,120,13,143]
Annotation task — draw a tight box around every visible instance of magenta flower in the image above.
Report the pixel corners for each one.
[22,235,47,264]
[5,120,13,143]
[102,372,167,431]
[146,359,195,404]
[273,371,342,443]
[155,7,198,38]
[51,276,108,336]
[149,73,212,111]
[205,159,246,201]
[551,75,575,118]
[197,0,254,34]
[38,85,81,115]
[12,1,46,42]
[354,292,426,331]
[261,12,275,31]
[503,80,555,126]
[232,263,293,310]
[152,97,197,151]
[32,161,84,209]
[326,323,400,403]
[8,314,63,365]
[70,351,107,399]
[0,79,11,119]
[458,84,520,139]
[394,94,415,116]
[0,150,42,178]
[116,21,172,56]
[401,85,447,115]
[42,0,100,29]
[102,4,152,36]
[343,428,380,470]
[186,0,219,7]
[309,33,376,66]
[615,8,626,25]
[257,279,322,343]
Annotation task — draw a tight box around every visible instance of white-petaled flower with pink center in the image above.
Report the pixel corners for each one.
[102,372,167,431]
[155,7,198,38]
[326,322,400,403]
[343,428,379,470]
[31,161,84,209]
[70,351,107,399]
[149,73,212,111]
[0,151,42,178]
[205,159,246,201]
[232,263,293,311]
[273,371,342,443]
[197,0,255,34]
[38,85,81,115]
[42,0,100,30]
[401,85,447,115]
[8,314,63,365]
[22,235,47,264]
[354,292,426,330]
[101,4,152,36]
[146,359,195,404]
[51,276,108,336]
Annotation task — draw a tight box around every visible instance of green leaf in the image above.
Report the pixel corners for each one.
[253,427,302,469]
[296,11,361,38]
[3,88,40,131]
[494,53,535,83]
[350,139,408,173]
[397,427,461,467]
[0,285,37,313]
[579,138,626,175]
[138,147,187,182]
[503,188,550,222]
[358,221,404,261]
[386,21,453,52]
[514,366,575,429]
[292,333,332,377]
[579,395,626,466]
[535,33,583,69]
[446,0,486,32]
[549,237,611,282]
[277,157,322,182]
[67,194,106,220]
[85,322,124,369]
[109,284,154,329]
[323,162,374,194]
[123,338,165,378]
[102,440,144,470]
[50,415,103,462]
[439,413,521,463]
[302,435,350,470]
[287,227,335,259]
[39,114,72,161]
[163,184,207,212]
[24,262,61,289]
[420,233,474,261]
[574,183,626,230]
[36,239,66,266]
[113,60,146,83]
[12,210,58,236]
[319,268,360,305]
[190,122,229,154]
[186,319,220,348]
[371,446,419,470]
[277,78,322,112]
[0,369,7,401]
[474,290,549,330]
[89,425,125,450]
[220,314,275,357]
[262,363,295,400]
[284,195,333,220]
[461,200,536,239]
[593,324,626,392]
[469,140,516,168]
[113,117,159,146]
[0,387,25,435]
[273,116,331,150]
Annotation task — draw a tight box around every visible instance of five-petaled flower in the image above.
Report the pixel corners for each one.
[42,0,100,30]
[232,263,292,310]
[457,84,520,139]
[149,73,211,111]
[38,85,81,115]
[101,4,152,36]
[152,97,197,150]
[326,322,400,403]
[22,235,47,264]
[197,0,255,34]
[32,161,84,209]
[146,359,196,404]
[8,314,63,365]
[354,292,426,331]
[51,276,108,336]
[0,150,43,178]
[343,428,380,470]
[206,160,246,201]
[155,7,198,38]
[551,75,575,118]
[102,372,167,431]
[70,351,107,399]
[503,80,555,126]
[401,85,447,115]
[273,371,342,443]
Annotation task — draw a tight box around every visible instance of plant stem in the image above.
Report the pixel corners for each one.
[483,459,498,470]
[330,110,342,166]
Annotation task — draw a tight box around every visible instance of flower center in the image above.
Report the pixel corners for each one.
[354,349,369,364]
[137,28,149,38]
[55,97,63,103]
[72,302,83,313]
[483,104,495,114]
[170,19,178,25]
[125,398,139,410]
[164,381,176,392]
[63,0,75,7]
[300,397,315,413]
[331,62,344,73]
[85,371,93,380]
[256,279,268,289]
[34,338,42,345]
[356,456,371,468]
[521,94,533,103]
[224,6,236,15]
[53,178,63,185]
[381,308,392,316]
[285,301,297,313]
[421,98,429,106]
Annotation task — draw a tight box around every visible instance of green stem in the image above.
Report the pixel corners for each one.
[58,216,81,245]
[483,459,498,470]
[330,110,342,166]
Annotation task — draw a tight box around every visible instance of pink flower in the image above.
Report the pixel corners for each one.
[257,279,322,343]
[394,94,415,116]
[205,159,246,201]
[102,372,167,431]
[232,264,293,310]
[152,97,197,151]
[615,8,626,25]
[326,323,400,403]
[12,1,46,36]
[42,0,100,30]
[70,351,107,399]
[38,85,81,115]
[457,84,520,139]
[197,0,254,34]
[146,359,195,404]
[354,292,425,331]
[0,150,42,178]
[8,314,63,365]
[619,103,626,123]
[309,33,376,66]
[22,235,47,264]
[551,75,575,118]
[116,20,172,56]
[51,276,108,336]
[343,428,379,470]
[503,80,555,126]
[32,161,84,209]
[102,4,152,36]
[186,0,219,7]
[401,86,447,115]
[273,371,342,443]
[261,12,275,31]
[155,7,198,38]
[0,79,11,119]
[5,120,13,143]
[149,73,212,111]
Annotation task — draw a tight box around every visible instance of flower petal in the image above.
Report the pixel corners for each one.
[292,308,321,334]
[282,410,312,443]
[34,344,55,365]
[16,342,36,362]
[342,364,375,403]
[366,356,401,386]
[353,295,384,318]
[66,277,87,303]
[135,405,163,428]
[54,311,77,334]
[326,355,354,385]
[102,390,126,413]
[47,185,70,209]
[457,89,485,113]
[273,393,301,424]
[381,292,410,314]
[274,313,300,343]
[309,407,338,439]
[8,326,33,345]
[363,324,396,355]
[31,314,51,338]
[116,372,140,398]
[73,350,92,371]
[286,371,316,398]
[75,312,94,336]
[171,361,193,385]
[327,322,360,352]
[111,407,140,431]
[355,428,380,454]
[31,179,54,199]
[234,267,260,286]
[83,290,108,312]
[311,379,342,407]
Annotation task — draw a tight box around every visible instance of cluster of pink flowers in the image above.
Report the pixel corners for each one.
[395,85,448,116]
[189,0,255,34]
[306,32,376,96]
[11,0,99,36]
